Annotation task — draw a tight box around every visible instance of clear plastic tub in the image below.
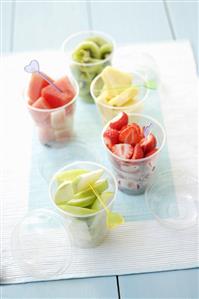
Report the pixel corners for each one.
[102,113,166,195]
[49,161,118,248]
[62,31,115,103]
[90,72,149,124]
[26,76,79,147]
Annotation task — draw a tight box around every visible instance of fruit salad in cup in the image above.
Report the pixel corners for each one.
[49,161,117,248]
[62,31,114,103]
[91,66,149,124]
[102,112,166,195]
[26,72,78,147]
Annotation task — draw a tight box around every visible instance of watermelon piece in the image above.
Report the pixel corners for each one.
[38,127,55,144]
[42,76,76,109]
[29,97,51,125]
[28,73,53,103]
[32,97,52,109]
[54,128,71,142]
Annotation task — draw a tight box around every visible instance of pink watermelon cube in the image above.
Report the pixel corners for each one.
[42,76,76,109]
[28,73,53,103]
[29,97,51,125]
[38,127,55,144]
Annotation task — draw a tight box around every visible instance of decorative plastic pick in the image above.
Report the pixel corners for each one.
[144,80,157,90]
[143,123,152,138]
[24,59,63,93]
[89,184,125,229]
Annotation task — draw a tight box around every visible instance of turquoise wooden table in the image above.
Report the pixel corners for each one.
[1,1,198,298]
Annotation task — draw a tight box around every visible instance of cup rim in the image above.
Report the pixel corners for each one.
[61,30,116,67]
[25,75,79,113]
[145,169,199,230]
[48,161,118,218]
[90,71,150,110]
[101,112,166,163]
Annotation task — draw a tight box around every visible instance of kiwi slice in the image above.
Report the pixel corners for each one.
[100,43,113,59]
[72,41,100,62]
[86,36,108,47]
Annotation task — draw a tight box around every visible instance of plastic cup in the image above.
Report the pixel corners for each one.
[49,161,118,248]
[90,71,149,125]
[26,76,79,147]
[101,113,166,195]
[62,31,115,103]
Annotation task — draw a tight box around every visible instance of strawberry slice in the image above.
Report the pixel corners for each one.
[112,144,133,159]
[145,147,158,157]
[130,123,144,139]
[110,112,128,131]
[132,144,144,160]
[103,128,119,149]
[140,133,157,154]
[119,124,141,145]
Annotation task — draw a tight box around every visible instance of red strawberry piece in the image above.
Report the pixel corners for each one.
[131,123,144,139]
[145,147,158,157]
[132,144,144,160]
[140,133,157,154]
[110,112,128,131]
[119,124,141,145]
[103,128,119,149]
[112,143,133,159]
[140,126,145,139]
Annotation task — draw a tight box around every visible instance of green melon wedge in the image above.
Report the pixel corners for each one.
[55,169,88,184]
[91,191,114,210]
[67,194,96,208]
[72,168,104,193]
[74,179,108,199]
[54,180,74,205]
[58,203,97,216]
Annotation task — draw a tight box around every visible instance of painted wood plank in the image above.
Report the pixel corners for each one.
[1,276,118,299]
[13,2,89,52]
[90,1,172,44]
[166,1,198,65]
[119,268,199,299]
[1,1,14,53]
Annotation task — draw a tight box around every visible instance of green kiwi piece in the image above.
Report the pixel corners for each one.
[86,36,108,47]
[100,43,113,59]
[72,41,100,62]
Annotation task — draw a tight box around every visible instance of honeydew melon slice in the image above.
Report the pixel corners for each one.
[74,179,108,199]
[72,169,104,193]
[55,169,88,184]
[67,194,96,208]
[54,180,73,205]
[91,191,114,210]
[58,204,97,216]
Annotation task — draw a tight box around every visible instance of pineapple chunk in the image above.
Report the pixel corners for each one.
[108,86,138,107]
[101,66,132,90]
